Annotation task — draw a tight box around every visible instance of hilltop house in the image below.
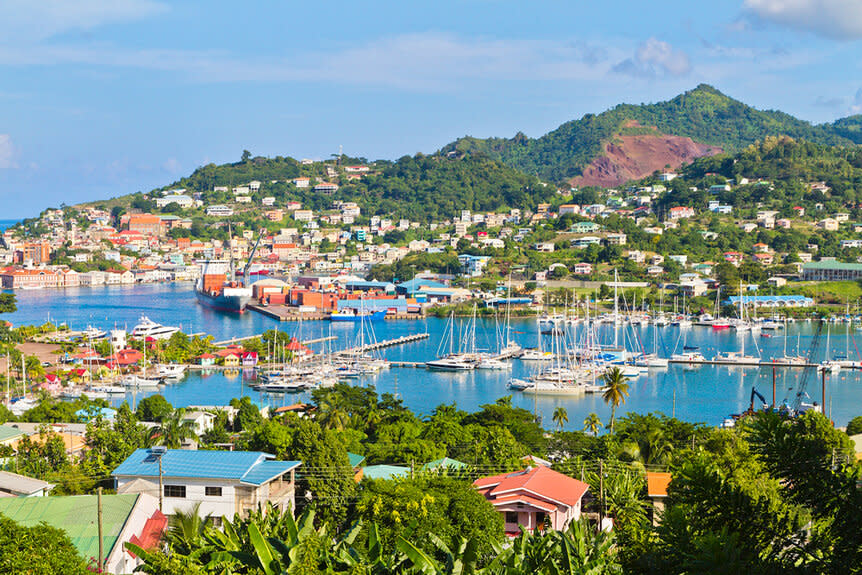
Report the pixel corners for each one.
[113,449,301,521]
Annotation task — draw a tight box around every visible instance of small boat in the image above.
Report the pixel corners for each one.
[520,348,555,361]
[121,374,162,389]
[507,378,533,391]
[760,333,774,338]
[329,309,387,322]
[476,357,510,370]
[156,364,187,380]
[89,384,126,395]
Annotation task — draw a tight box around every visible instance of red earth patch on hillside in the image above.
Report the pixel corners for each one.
[572,133,721,188]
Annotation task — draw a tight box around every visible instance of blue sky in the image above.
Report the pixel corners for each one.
[0,0,861,218]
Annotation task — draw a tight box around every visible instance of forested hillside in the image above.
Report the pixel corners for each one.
[126,153,550,222]
[442,84,861,182]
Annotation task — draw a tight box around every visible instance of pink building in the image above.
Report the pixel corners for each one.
[473,465,589,536]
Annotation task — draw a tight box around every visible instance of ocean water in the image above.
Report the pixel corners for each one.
[4,284,862,429]
[0,220,19,232]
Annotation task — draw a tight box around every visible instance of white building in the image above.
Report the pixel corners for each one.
[113,448,301,520]
[206,205,234,217]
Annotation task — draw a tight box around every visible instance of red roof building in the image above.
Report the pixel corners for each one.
[473,465,589,536]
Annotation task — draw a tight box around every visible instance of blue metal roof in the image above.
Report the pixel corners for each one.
[112,449,301,486]
[396,278,447,291]
[362,464,409,480]
[726,295,813,304]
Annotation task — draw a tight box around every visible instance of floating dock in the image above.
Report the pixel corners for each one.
[335,333,430,356]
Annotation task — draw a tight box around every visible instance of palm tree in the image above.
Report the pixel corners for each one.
[148,408,197,449]
[601,367,629,434]
[583,412,603,436]
[552,407,569,431]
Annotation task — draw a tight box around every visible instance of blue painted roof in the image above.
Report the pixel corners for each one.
[75,407,117,420]
[726,295,813,304]
[396,278,447,291]
[112,449,301,486]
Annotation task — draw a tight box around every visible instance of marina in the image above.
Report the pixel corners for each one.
[4,283,862,428]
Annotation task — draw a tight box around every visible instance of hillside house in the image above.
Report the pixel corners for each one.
[113,449,301,520]
[474,466,589,536]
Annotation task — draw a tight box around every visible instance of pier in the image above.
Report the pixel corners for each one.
[213,334,338,347]
[247,304,425,322]
[334,333,430,356]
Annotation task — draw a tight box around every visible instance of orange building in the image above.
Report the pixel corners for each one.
[127,214,162,237]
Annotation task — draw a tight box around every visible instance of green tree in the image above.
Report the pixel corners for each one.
[583,413,603,436]
[147,408,197,449]
[0,515,88,574]
[846,415,862,436]
[552,407,569,431]
[136,395,174,422]
[0,293,16,314]
[602,367,629,434]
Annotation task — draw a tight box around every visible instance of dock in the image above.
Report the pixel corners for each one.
[213,334,337,347]
[335,333,430,356]
[247,304,425,322]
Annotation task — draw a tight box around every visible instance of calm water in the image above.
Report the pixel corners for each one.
[0,220,19,232]
[5,284,862,428]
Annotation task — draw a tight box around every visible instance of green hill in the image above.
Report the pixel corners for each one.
[127,152,551,222]
[442,84,859,182]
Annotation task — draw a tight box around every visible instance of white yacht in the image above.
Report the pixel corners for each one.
[520,348,555,361]
[713,351,760,365]
[82,326,107,339]
[671,350,705,363]
[476,357,510,370]
[156,364,187,380]
[425,355,476,371]
[121,374,162,389]
[89,384,127,395]
[131,316,181,340]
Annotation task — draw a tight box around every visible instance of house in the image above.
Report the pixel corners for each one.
[241,351,259,367]
[473,466,589,536]
[313,182,339,194]
[181,411,217,436]
[605,232,627,246]
[571,236,601,249]
[645,472,671,525]
[668,206,695,220]
[222,352,240,367]
[113,448,301,520]
[0,493,165,575]
[206,205,234,217]
[817,218,839,231]
[767,276,787,288]
[570,221,601,234]
[533,242,555,253]
[197,353,217,367]
[0,426,25,448]
[0,470,54,497]
[572,262,593,275]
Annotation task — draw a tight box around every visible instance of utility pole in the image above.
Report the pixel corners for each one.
[598,459,604,529]
[158,456,163,512]
[97,487,104,572]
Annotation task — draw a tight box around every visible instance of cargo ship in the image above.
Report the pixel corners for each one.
[195,260,253,313]
[195,229,265,314]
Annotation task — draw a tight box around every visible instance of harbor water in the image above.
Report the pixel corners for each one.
[4,283,862,429]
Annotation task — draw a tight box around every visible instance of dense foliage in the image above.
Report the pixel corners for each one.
[0,515,88,574]
[443,84,861,181]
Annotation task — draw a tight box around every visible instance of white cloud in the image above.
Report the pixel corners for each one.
[851,88,862,113]
[0,0,167,40]
[0,33,625,90]
[612,38,692,78]
[744,0,862,39]
[162,157,181,173]
[0,134,17,168]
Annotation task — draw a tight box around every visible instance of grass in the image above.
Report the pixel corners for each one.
[782,281,862,305]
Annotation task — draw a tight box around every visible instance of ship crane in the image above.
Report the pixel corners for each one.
[242,228,267,287]
[790,319,824,415]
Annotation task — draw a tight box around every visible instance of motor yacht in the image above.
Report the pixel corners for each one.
[131,316,181,340]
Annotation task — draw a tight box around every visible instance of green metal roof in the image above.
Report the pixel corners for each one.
[0,426,24,443]
[347,452,366,468]
[803,260,862,271]
[362,465,409,480]
[0,493,140,561]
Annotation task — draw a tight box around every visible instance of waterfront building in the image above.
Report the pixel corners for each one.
[113,449,301,520]
[725,295,814,308]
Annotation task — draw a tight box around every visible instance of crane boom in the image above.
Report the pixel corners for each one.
[792,319,824,412]
[242,228,267,287]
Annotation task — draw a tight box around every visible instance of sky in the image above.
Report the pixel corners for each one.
[0,0,861,218]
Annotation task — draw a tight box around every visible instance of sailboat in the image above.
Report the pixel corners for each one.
[426,310,477,370]
[818,323,842,373]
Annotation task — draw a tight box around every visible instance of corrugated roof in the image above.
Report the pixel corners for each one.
[0,426,24,442]
[0,494,139,560]
[112,449,300,486]
[362,465,409,480]
[0,470,53,495]
[803,260,862,271]
[646,471,672,498]
[474,466,589,507]
[347,453,366,468]
[422,457,467,471]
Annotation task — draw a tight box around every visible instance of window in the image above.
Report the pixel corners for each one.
[505,511,518,524]
[210,516,223,528]
[205,486,222,497]
[164,485,186,498]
